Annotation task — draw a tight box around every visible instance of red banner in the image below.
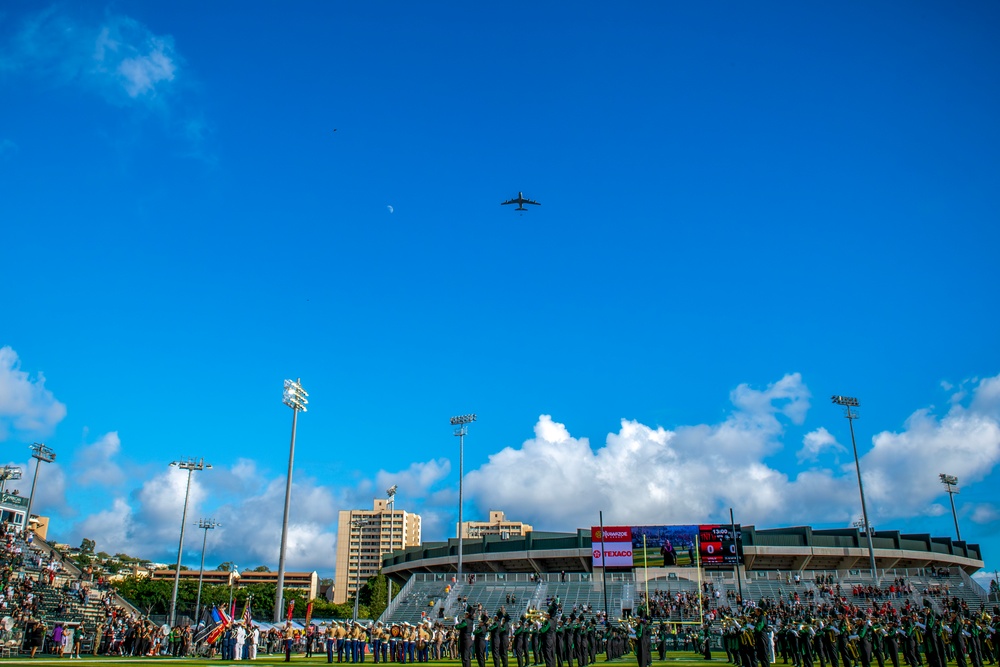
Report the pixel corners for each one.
[287,599,296,620]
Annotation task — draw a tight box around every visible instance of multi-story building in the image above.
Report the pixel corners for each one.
[334,499,421,604]
[459,510,532,539]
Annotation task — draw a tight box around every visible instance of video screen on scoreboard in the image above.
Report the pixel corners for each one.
[632,524,743,567]
[592,524,743,568]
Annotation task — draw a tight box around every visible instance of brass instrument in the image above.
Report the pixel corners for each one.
[524,609,547,625]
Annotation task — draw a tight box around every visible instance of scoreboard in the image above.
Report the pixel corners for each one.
[696,524,742,565]
[593,523,744,568]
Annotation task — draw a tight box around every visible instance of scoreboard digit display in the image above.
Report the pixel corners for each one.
[697,524,742,565]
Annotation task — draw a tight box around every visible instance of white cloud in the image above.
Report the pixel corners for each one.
[1,457,71,518]
[465,373,1000,534]
[3,9,180,105]
[730,372,811,425]
[72,431,125,486]
[55,372,1000,576]
[0,346,67,439]
[798,427,846,463]
[95,22,177,98]
[860,391,1000,520]
[375,459,451,501]
[969,503,999,525]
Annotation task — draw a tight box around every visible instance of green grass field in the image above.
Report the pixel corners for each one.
[0,657,982,667]
[631,547,696,569]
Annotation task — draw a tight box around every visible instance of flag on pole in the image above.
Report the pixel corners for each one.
[304,602,314,629]
[206,605,233,644]
[230,599,237,622]
[242,598,253,625]
[287,599,295,621]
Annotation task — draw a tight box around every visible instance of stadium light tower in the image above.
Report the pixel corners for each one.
[386,484,398,513]
[275,378,308,623]
[832,395,878,580]
[168,457,212,627]
[939,474,962,542]
[450,414,476,580]
[194,518,220,626]
[351,518,371,621]
[25,443,56,534]
[0,465,22,495]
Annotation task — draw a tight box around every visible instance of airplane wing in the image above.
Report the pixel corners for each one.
[524,199,541,206]
[501,199,517,206]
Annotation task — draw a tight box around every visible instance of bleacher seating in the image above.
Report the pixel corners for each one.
[384,566,992,632]
[0,529,140,654]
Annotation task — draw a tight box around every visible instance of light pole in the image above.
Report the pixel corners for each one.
[450,414,476,581]
[169,457,211,627]
[194,518,219,627]
[275,378,308,623]
[351,518,371,621]
[0,465,22,495]
[832,395,878,580]
[939,474,962,542]
[25,443,56,534]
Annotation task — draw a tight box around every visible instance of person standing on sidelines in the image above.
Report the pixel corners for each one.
[284,621,295,662]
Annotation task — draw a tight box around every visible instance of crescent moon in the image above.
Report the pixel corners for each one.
[387,205,394,213]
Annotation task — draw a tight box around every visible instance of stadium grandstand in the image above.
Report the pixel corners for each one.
[0,524,142,656]
[377,525,990,626]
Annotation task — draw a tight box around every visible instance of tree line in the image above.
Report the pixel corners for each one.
[110,572,396,622]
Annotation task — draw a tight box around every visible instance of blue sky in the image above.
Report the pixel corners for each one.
[1,2,999,586]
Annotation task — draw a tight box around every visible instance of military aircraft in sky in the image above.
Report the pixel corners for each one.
[501,192,541,211]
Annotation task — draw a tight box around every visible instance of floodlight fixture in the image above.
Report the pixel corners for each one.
[283,378,309,412]
[939,473,962,541]
[275,377,307,622]
[832,394,877,580]
[25,443,56,535]
[450,413,477,580]
[831,395,859,407]
[0,465,22,495]
[386,484,398,512]
[168,457,211,627]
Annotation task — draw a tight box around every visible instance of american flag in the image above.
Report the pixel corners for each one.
[242,598,253,625]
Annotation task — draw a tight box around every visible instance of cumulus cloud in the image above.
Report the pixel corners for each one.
[730,373,811,425]
[3,8,180,104]
[0,346,67,439]
[860,385,1000,519]
[375,459,451,501]
[67,454,456,572]
[57,372,1000,574]
[798,427,846,463]
[1,457,71,518]
[465,373,1000,533]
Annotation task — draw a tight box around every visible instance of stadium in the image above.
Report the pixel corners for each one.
[377,523,991,626]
